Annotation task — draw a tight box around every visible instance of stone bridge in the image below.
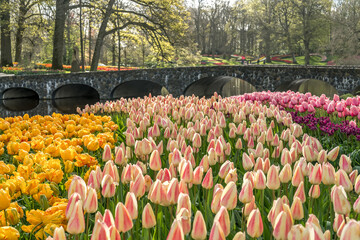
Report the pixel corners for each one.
[0,65,359,100]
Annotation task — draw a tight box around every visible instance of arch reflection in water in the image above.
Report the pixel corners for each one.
[185,76,257,98]
[111,80,167,99]
[1,88,39,111]
[52,84,100,114]
[275,79,338,97]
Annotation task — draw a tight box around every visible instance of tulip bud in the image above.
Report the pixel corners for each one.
[291,197,304,221]
[253,170,266,190]
[84,187,98,213]
[327,146,339,161]
[273,211,293,240]
[66,193,82,219]
[115,202,133,233]
[91,220,110,240]
[53,226,66,240]
[309,185,320,199]
[354,196,360,214]
[67,201,85,234]
[125,192,138,220]
[101,175,117,198]
[149,150,162,171]
[190,211,207,240]
[242,152,254,171]
[192,166,204,185]
[332,186,351,215]
[267,165,280,190]
[103,209,115,228]
[292,165,304,187]
[220,181,237,210]
[209,221,226,240]
[309,163,322,185]
[142,203,156,229]
[279,164,292,183]
[102,144,112,162]
[177,193,191,216]
[294,181,306,203]
[340,220,360,240]
[213,206,230,237]
[339,155,352,173]
[130,173,145,199]
[176,208,191,235]
[68,175,87,200]
[247,209,263,238]
[202,168,213,189]
[167,219,185,240]
[211,188,223,214]
[239,179,253,204]
[322,162,336,185]
[335,169,353,192]
[287,224,309,240]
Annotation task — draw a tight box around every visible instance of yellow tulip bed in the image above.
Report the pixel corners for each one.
[0,94,359,240]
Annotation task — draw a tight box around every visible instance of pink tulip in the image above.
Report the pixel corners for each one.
[102,144,112,162]
[115,202,133,233]
[149,150,162,171]
[125,192,138,220]
[220,181,237,210]
[191,211,207,240]
[68,175,87,200]
[167,219,185,240]
[142,203,156,229]
[267,165,280,190]
[202,168,213,189]
[91,220,110,240]
[273,211,293,240]
[209,221,226,240]
[247,209,263,238]
[291,197,304,221]
[332,186,351,215]
[83,187,98,213]
[239,179,253,204]
[67,201,85,234]
[101,175,117,198]
[66,193,81,219]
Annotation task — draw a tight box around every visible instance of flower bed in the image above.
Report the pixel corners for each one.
[0,94,359,240]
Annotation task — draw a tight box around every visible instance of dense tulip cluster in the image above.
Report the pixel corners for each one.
[1,93,360,239]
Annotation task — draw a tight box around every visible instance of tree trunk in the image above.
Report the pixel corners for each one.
[0,0,13,67]
[88,16,92,65]
[90,0,115,71]
[52,0,70,70]
[304,39,310,66]
[15,4,27,63]
[264,30,272,63]
[79,0,85,71]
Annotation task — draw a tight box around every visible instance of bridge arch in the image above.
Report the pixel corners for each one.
[111,80,168,99]
[1,87,39,111]
[275,79,338,97]
[184,76,257,98]
[52,84,100,99]
[51,84,100,114]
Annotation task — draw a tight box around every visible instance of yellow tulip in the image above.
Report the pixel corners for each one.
[87,139,100,151]
[64,161,74,173]
[0,189,11,211]
[19,142,30,152]
[6,142,19,155]
[0,226,20,240]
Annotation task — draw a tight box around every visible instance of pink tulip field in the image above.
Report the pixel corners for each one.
[50,91,360,239]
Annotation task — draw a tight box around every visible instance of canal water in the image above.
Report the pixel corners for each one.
[0,97,103,117]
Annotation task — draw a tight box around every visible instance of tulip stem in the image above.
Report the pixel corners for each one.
[3,210,8,226]
[85,212,90,240]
